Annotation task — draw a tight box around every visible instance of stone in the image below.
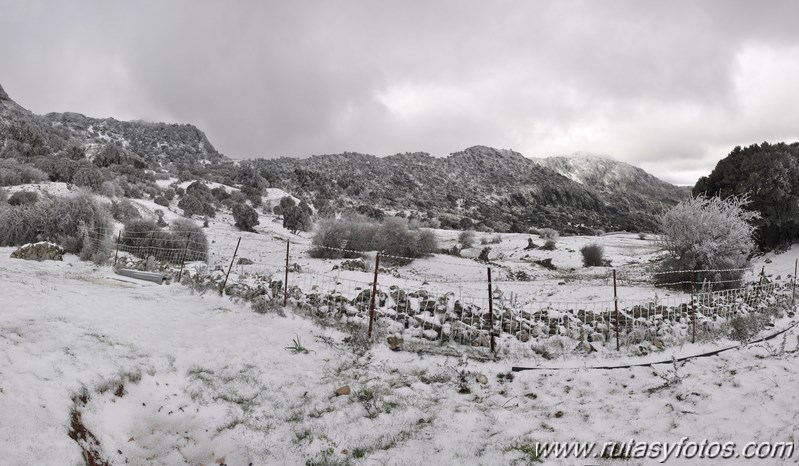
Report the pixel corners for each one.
[237,257,254,265]
[387,334,403,351]
[475,374,488,385]
[10,242,64,261]
[574,341,594,353]
[335,385,350,396]
[653,338,665,350]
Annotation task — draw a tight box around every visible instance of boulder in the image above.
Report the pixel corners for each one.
[10,242,64,261]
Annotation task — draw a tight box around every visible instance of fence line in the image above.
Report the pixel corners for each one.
[83,228,798,356]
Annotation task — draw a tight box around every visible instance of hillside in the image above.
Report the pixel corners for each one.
[534,153,690,212]
[0,83,222,170]
[1,83,687,234]
[254,146,685,233]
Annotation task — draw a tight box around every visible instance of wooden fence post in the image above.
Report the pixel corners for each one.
[177,232,192,283]
[691,271,696,344]
[793,258,797,308]
[754,266,765,306]
[487,267,495,353]
[613,269,620,351]
[113,231,121,266]
[367,253,380,339]
[146,231,155,261]
[221,237,241,295]
[284,240,290,306]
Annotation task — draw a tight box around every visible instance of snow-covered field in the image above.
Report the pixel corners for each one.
[3,182,799,464]
[2,246,798,465]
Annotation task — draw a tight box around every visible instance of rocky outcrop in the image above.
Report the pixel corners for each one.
[10,242,65,261]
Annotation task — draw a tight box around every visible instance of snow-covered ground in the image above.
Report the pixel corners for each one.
[1,247,798,465]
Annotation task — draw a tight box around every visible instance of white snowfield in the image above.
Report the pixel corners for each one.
[1,247,798,465]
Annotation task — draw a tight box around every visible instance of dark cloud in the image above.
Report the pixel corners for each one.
[2,0,799,184]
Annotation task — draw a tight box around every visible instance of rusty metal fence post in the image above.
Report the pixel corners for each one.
[487,267,495,353]
[284,240,290,306]
[613,269,620,351]
[367,253,381,338]
[221,237,241,295]
[113,231,121,266]
[691,271,696,344]
[177,232,192,283]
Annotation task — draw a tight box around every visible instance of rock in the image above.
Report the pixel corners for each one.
[335,385,350,396]
[475,374,488,385]
[387,334,403,351]
[10,242,64,261]
[574,341,594,353]
[653,338,665,350]
[339,258,367,272]
[422,329,439,341]
[287,262,302,273]
[237,257,254,265]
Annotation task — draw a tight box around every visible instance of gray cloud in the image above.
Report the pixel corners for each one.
[2,0,799,184]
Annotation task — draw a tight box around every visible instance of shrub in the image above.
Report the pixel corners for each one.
[110,199,141,223]
[0,188,6,203]
[8,190,39,206]
[163,188,176,201]
[658,195,758,290]
[170,218,208,262]
[541,239,557,250]
[232,202,260,231]
[178,193,215,218]
[283,200,313,234]
[539,228,559,241]
[0,193,112,253]
[478,247,491,262]
[120,218,207,262]
[153,196,169,207]
[580,243,604,267]
[310,216,436,263]
[71,164,104,191]
[0,158,48,186]
[458,230,475,249]
[100,180,124,198]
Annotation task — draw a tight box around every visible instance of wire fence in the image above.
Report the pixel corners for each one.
[83,227,799,357]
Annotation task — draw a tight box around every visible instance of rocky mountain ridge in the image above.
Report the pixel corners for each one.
[1,83,687,233]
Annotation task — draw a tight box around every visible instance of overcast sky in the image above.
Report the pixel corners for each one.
[2,0,799,185]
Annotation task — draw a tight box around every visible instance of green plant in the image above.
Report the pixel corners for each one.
[285,335,311,354]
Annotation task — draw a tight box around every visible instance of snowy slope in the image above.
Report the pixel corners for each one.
[1,248,798,465]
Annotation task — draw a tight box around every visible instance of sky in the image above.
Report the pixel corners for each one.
[2,1,799,185]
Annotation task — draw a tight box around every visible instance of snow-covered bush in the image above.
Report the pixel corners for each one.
[232,202,259,232]
[658,195,759,290]
[580,243,604,267]
[539,228,559,242]
[458,231,475,249]
[0,193,112,252]
[7,190,38,206]
[310,216,436,263]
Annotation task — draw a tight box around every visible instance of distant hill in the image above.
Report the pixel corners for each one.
[1,82,688,234]
[534,153,690,213]
[254,146,687,233]
[0,83,222,169]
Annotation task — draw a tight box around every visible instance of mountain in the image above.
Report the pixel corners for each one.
[1,83,687,233]
[534,153,690,212]
[0,83,222,169]
[254,146,686,233]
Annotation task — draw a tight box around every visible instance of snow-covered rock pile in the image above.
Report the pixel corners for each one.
[10,242,64,261]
